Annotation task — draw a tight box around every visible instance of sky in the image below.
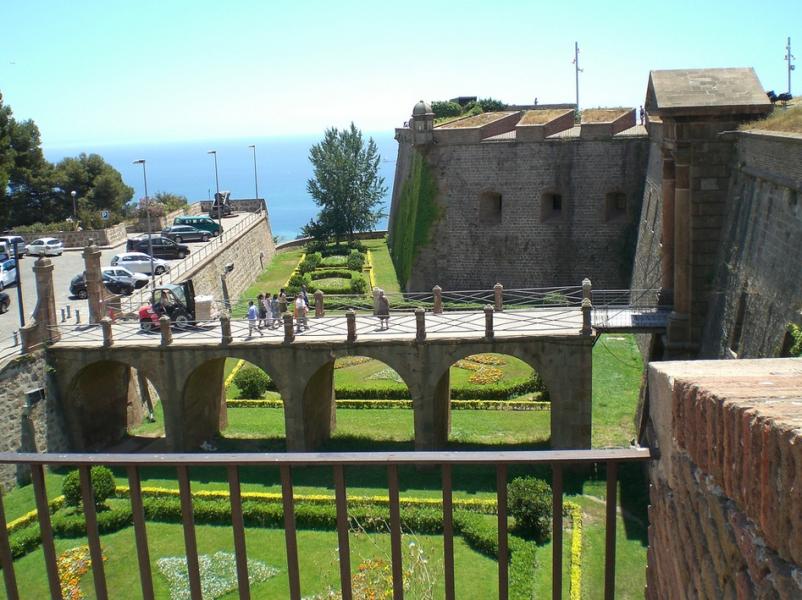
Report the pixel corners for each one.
[0,0,799,147]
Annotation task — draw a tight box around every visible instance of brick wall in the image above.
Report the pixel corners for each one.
[647,358,802,598]
[398,134,649,291]
[700,131,802,358]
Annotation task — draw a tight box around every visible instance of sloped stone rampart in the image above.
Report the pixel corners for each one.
[647,358,802,598]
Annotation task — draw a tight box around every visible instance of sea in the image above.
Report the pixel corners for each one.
[42,131,398,242]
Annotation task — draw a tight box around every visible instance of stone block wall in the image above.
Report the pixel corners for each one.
[397,134,649,291]
[14,223,128,249]
[197,199,267,214]
[179,213,275,301]
[700,131,802,358]
[646,358,802,598]
[0,352,69,491]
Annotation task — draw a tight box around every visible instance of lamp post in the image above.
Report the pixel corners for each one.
[70,190,77,218]
[208,150,221,242]
[132,159,156,288]
[248,144,259,206]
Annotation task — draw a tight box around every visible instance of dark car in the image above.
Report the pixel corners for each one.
[70,272,134,299]
[0,292,9,314]
[126,235,190,259]
[161,225,211,243]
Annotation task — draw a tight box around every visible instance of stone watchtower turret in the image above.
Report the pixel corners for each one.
[411,100,434,145]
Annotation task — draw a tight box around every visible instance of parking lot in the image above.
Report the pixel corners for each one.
[0,212,252,351]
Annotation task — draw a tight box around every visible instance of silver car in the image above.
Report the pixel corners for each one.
[26,237,64,256]
[0,259,17,290]
[102,266,150,289]
[110,252,171,276]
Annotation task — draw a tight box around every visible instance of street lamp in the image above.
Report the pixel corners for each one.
[207,150,222,242]
[248,144,259,205]
[70,190,77,218]
[132,159,156,288]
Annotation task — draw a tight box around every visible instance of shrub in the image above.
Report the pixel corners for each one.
[298,252,323,274]
[62,467,116,508]
[320,254,348,267]
[14,221,78,234]
[478,97,507,112]
[350,276,368,295]
[346,250,366,271]
[432,101,464,119]
[233,367,272,399]
[347,239,367,252]
[507,477,552,541]
[287,272,310,295]
[309,269,352,280]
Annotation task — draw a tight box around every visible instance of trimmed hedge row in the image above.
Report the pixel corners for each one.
[227,398,550,410]
[333,376,546,401]
[309,269,353,281]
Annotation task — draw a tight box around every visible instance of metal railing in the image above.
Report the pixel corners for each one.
[0,448,650,600]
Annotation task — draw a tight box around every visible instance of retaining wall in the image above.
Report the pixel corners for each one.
[13,223,128,249]
[647,358,802,598]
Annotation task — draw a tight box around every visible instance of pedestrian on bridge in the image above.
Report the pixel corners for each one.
[268,293,280,329]
[247,300,263,338]
[377,290,390,330]
[294,295,308,333]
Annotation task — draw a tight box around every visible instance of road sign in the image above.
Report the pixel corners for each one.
[101,210,110,221]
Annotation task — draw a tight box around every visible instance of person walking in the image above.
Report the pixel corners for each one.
[261,292,271,328]
[270,293,280,329]
[279,288,288,314]
[257,294,267,329]
[377,290,390,330]
[294,294,308,333]
[247,300,263,338]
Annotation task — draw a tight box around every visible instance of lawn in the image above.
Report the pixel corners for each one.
[0,523,500,600]
[231,248,303,317]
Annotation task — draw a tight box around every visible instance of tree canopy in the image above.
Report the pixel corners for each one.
[0,91,133,230]
[303,123,387,242]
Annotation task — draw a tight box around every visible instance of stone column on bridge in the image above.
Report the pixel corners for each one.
[82,240,104,323]
[171,356,227,451]
[546,336,593,449]
[20,256,61,352]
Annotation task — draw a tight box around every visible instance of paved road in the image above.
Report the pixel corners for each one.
[0,212,252,350]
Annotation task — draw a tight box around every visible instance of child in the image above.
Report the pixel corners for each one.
[247,300,263,337]
[257,294,267,329]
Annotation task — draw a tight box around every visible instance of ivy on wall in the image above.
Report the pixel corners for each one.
[389,150,441,287]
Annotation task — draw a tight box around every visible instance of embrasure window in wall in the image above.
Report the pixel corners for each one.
[541,192,563,221]
[606,191,627,221]
[479,192,502,225]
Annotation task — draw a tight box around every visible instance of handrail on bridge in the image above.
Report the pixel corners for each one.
[0,448,651,600]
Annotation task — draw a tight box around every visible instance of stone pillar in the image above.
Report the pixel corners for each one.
[101,317,113,347]
[415,308,426,342]
[659,153,675,304]
[582,278,592,303]
[548,337,593,449]
[177,357,227,450]
[159,315,172,346]
[346,310,356,342]
[283,314,294,342]
[415,368,451,451]
[220,314,232,345]
[314,290,325,317]
[82,240,104,323]
[668,145,692,352]
[581,298,592,335]
[432,286,443,314]
[494,283,503,312]
[484,305,494,338]
[300,361,336,450]
[20,257,60,351]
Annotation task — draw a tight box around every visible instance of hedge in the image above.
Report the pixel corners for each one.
[332,376,546,401]
[309,269,353,281]
[226,398,550,410]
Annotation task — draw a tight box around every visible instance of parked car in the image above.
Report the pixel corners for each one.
[173,215,223,237]
[0,259,17,291]
[0,292,10,314]
[126,235,190,259]
[0,236,26,257]
[26,237,63,256]
[110,252,171,275]
[102,266,149,289]
[70,272,134,299]
[161,224,210,243]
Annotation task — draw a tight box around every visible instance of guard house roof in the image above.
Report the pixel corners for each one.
[645,68,772,117]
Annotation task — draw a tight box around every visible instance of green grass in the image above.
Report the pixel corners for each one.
[0,523,499,600]
[362,238,402,293]
[740,102,802,134]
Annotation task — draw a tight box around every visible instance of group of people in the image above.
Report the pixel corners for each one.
[246,285,312,337]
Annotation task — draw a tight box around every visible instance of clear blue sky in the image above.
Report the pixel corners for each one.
[1,0,798,146]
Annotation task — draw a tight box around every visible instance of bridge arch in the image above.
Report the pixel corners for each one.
[64,359,165,451]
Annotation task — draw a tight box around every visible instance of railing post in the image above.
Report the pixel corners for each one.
[582,278,592,303]
[314,290,325,318]
[581,298,593,335]
[61,308,66,323]
[101,317,113,347]
[159,315,172,345]
[75,309,81,324]
[66,305,71,319]
[220,314,232,345]
[346,310,357,342]
[433,285,443,314]
[283,314,295,343]
[484,305,494,338]
[494,282,503,312]
[415,307,426,342]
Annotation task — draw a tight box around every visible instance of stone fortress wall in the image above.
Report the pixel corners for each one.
[388,107,650,291]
